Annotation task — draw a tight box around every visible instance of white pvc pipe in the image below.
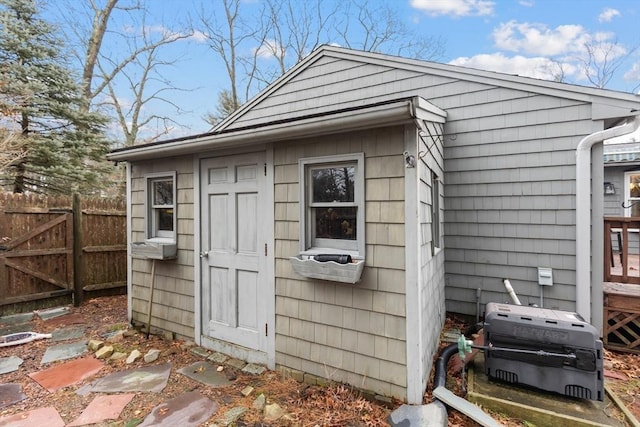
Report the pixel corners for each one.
[503,279,522,305]
[575,116,640,322]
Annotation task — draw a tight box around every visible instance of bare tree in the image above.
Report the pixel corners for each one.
[336,1,445,60]
[58,0,194,145]
[197,0,258,117]
[580,38,636,89]
[262,0,340,75]
[199,0,445,124]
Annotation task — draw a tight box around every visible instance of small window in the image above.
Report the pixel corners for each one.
[300,154,365,256]
[624,172,640,217]
[146,173,176,240]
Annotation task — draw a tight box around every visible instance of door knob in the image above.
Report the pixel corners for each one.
[199,251,209,258]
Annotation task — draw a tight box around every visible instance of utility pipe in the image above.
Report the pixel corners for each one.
[503,279,522,305]
[576,115,640,322]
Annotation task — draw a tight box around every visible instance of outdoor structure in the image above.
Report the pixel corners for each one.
[107,45,640,404]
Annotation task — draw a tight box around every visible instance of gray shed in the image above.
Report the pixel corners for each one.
[108,45,640,404]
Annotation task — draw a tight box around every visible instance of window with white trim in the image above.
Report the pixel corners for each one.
[146,172,176,240]
[299,154,365,257]
[625,171,640,217]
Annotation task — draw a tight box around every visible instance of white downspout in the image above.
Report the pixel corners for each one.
[575,116,640,322]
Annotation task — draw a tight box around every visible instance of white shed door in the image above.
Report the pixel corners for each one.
[200,153,267,352]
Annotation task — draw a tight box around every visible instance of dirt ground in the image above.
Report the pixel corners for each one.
[0,295,637,426]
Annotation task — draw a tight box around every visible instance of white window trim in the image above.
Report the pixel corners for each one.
[624,171,640,218]
[431,171,441,255]
[298,153,365,259]
[145,171,177,242]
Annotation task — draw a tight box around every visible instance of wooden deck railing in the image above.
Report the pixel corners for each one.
[604,216,640,284]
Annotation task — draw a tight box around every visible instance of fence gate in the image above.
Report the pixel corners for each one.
[0,193,126,315]
[0,206,74,313]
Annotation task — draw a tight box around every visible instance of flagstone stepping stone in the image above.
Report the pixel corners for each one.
[0,383,26,409]
[67,393,135,426]
[88,363,171,393]
[177,361,232,387]
[139,390,219,427]
[0,406,65,427]
[35,306,71,321]
[42,313,85,327]
[0,313,34,336]
[0,356,23,375]
[41,340,87,364]
[29,356,104,392]
[51,326,85,342]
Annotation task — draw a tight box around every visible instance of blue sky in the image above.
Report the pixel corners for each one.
[47,0,640,142]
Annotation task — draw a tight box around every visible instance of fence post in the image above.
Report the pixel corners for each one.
[72,193,84,306]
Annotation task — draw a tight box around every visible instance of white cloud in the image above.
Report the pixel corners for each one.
[449,52,577,81]
[598,8,621,23]
[410,0,495,17]
[187,30,209,43]
[623,62,640,82]
[492,21,590,56]
[254,39,286,59]
[518,0,534,6]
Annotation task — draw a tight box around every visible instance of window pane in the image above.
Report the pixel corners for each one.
[630,174,640,198]
[312,166,354,202]
[313,207,357,240]
[632,204,640,217]
[157,208,173,231]
[153,180,173,205]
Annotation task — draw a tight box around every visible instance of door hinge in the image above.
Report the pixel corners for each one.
[264,243,267,256]
[264,163,267,176]
[265,323,268,336]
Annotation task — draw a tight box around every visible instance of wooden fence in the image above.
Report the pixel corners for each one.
[0,193,126,315]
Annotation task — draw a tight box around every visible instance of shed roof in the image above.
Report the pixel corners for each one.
[109,45,640,162]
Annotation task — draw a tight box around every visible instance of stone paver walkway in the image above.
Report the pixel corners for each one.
[28,356,104,392]
[139,390,219,427]
[0,306,274,426]
[67,393,135,426]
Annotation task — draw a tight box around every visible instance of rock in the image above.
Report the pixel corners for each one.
[160,346,179,357]
[190,346,210,359]
[126,349,142,364]
[218,406,247,426]
[95,345,114,359]
[252,393,266,410]
[144,349,161,363]
[227,358,247,370]
[162,330,175,341]
[264,403,284,422]
[388,403,447,427]
[123,329,137,338]
[106,330,125,343]
[240,386,254,397]
[207,352,228,364]
[181,340,196,351]
[109,351,127,361]
[87,340,104,352]
[242,363,266,376]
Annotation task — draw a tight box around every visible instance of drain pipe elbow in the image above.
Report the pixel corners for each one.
[503,279,521,305]
[576,116,640,322]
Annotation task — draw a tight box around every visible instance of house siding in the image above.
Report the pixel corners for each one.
[226,54,602,316]
[274,126,409,399]
[129,157,196,339]
[415,120,447,397]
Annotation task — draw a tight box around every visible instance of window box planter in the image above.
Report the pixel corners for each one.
[289,255,365,284]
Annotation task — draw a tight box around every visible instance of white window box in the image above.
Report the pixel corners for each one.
[289,255,365,284]
[131,240,177,260]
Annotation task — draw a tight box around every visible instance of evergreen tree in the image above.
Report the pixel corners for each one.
[0,0,113,195]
